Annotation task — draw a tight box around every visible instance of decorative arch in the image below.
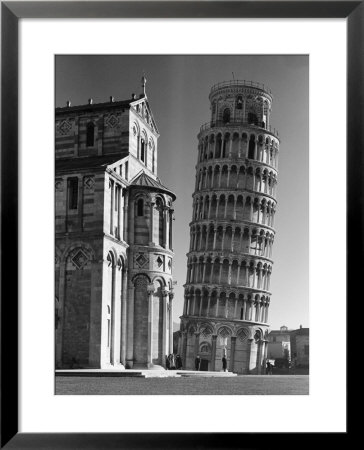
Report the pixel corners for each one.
[132,273,151,285]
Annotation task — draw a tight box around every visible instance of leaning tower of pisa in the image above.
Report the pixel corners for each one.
[179,80,279,374]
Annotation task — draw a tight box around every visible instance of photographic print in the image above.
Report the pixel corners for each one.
[54,55,309,395]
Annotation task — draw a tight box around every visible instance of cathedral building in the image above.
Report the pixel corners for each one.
[55,78,176,370]
[179,80,279,374]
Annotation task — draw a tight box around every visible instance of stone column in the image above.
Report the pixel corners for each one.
[181,331,188,368]
[256,301,261,322]
[242,298,247,320]
[227,166,231,186]
[109,180,114,236]
[213,228,217,250]
[207,294,211,317]
[224,297,228,318]
[56,261,66,367]
[183,294,187,315]
[248,300,253,321]
[231,229,236,251]
[199,296,203,316]
[192,293,196,316]
[218,261,223,284]
[162,289,168,363]
[169,210,173,251]
[238,136,242,158]
[247,338,254,373]
[120,268,128,366]
[257,339,263,374]
[149,201,155,245]
[215,297,219,317]
[169,292,174,354]
[228,262,232,285]
[202,260,207,283]
[229,336,236,372]
[228,137,233,157]
[118,185,123,239]
[123,190,129,242]
[194,332,200,362]
[147,284,155,368]
[207,200,212,220]
[211,335,217,371]
[164,207,169,249]
[236,264,241,286]
[265,302,270,322]
[126,282,135,368]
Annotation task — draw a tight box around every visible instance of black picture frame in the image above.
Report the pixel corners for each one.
[1,1,358,448]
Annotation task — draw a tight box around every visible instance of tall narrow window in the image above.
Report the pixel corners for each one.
[223,108,230,124]
[137,198,144,216]
[140,139,145,163]
[86,122,95,147]
[248,135,255,159]
[236,96,243,110]
[125,161,129,180]
[68,178,78,210]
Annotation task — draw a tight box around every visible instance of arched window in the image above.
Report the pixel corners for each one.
[86,122,95,147]
[223,108,230,124]
[137,198,144,216]
[236,96,243,110]
[140,138,145,163]
[248,112,258,125]
[248,135,255,159]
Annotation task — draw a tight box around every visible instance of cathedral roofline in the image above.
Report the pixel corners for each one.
[56,99,133,114]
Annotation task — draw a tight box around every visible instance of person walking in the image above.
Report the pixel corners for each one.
[195,355,201,371]
[266,360,272,375]
[222,355,227,372]
[222,347,227,372]
[169,353,176,370]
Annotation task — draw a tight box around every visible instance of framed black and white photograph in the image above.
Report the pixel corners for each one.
[1,1,358,448]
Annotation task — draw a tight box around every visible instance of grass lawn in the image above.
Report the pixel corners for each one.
[56,374,309,395]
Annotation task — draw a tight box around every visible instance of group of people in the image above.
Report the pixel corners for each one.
[195,355,228,372]
[165,353,183,370]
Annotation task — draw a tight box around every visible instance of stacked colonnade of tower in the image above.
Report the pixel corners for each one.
[179,80,279,374]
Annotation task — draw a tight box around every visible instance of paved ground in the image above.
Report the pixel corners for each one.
[55,375,309,395]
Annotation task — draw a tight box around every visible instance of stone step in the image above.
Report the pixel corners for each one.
[178,371,238,377]
[55,370,145,378]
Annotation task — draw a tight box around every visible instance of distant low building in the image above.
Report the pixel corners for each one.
[267,325,291,362]
[290,325,309,368]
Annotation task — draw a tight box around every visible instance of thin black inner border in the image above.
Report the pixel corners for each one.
[1,1,359,448]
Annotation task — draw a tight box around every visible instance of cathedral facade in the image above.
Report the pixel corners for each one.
[55,78,176,369]
[179,80,279,374]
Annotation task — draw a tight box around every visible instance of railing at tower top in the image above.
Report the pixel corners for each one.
[210,80,272,95]
[199,120,279,137]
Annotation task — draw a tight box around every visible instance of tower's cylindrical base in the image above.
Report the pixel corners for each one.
[179,317,269,374]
